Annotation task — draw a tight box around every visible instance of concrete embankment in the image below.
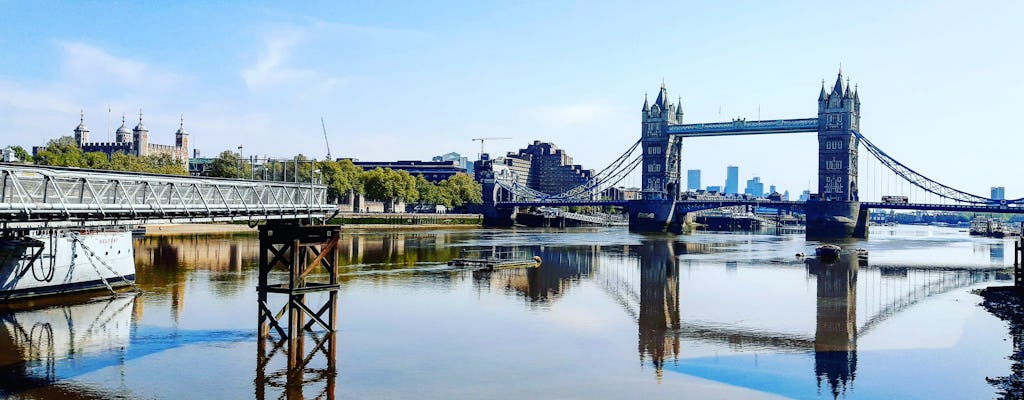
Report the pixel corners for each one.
[139,213,483,236]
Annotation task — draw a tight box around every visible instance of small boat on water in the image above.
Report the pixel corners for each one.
[0,228,136,301]
[815,244,842,262]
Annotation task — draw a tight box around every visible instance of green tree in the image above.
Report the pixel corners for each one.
[362,167,418,212]
[439,173,483,207]
[415,174,443,205]
[83,152,111,170]
[10,146,30,162]
[208,150,247,178]
[33,136,87,167]
[144,153,188,175]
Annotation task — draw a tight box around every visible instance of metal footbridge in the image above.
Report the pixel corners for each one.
[0,163,336,229]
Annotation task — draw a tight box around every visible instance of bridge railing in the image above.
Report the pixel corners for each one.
[668,118,819,136]
[0,164,336,228]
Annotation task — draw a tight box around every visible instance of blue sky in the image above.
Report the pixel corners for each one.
[0,1,1021,198]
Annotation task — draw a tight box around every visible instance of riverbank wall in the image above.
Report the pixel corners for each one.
[139,213,483,236]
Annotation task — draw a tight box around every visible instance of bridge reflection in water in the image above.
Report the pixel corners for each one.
[0,231,1005,398]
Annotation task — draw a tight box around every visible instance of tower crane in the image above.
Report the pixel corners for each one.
[321,117,332,160]
[472,137,511,160]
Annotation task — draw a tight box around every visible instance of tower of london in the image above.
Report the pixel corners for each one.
[72,111,189,165]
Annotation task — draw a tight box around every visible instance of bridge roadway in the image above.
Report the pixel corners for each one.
[0,163,337,229]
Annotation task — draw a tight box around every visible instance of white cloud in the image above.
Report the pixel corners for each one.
[241,28,342,92]
[58,42,185,90]
[0,81,79,114]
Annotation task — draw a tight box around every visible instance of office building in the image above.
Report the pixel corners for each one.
[687,169,701,191]
[744,176,765,198]
[725,165,739,194]
[992,186,1006,200]
[350,160,466,183]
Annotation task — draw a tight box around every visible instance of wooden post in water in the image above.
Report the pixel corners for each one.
[256,221,341,399]
[1016,237,1023,292]
[256,221,341,340]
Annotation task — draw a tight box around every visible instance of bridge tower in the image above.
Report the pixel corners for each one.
[807,70,868,238]
[629,84,684,232]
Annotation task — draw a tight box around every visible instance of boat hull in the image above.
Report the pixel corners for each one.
[0,230,136,301]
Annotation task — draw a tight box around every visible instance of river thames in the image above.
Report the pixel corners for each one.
[0,225,1016,399]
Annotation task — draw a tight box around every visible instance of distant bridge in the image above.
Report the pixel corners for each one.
[476,70,1023,237]
[0,163,336,229]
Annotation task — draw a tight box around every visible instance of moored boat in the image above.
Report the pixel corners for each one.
[0,229,135,301]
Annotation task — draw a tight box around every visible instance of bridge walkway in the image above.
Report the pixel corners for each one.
[0,163,336,229]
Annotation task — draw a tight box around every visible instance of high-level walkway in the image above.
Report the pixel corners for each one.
[0,163,336,229]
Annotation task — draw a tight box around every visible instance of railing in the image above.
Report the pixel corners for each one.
[0,163,336,228]
[668,118,819,137]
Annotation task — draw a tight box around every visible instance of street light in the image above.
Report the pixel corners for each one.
[237,145,244,179]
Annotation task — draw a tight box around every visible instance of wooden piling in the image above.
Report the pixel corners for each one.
[256,221,341,400]
[257,222,342,340]
[1016,238,1023,292]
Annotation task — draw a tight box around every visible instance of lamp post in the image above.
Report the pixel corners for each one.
[237,145,244,179]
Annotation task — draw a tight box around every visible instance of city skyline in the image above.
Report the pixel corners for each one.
[0,2,1021,198]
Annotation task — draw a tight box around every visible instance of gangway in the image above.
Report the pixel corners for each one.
[0,163,336,229]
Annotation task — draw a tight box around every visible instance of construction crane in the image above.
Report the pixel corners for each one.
[321,117,332,160]
[472,137,511,160]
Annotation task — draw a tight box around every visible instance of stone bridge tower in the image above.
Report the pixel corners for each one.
[640,83,683,201]
[629,84,685,232]
[807,70,868,238]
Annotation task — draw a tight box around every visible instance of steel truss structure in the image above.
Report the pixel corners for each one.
[0,163,337,228]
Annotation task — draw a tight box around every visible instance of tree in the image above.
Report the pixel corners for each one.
[208,150,246,178]
[415,174,443,205]
[317,159,366,203]
[10,146,30,163]
[83,152,111,170]
[33,136,87,167]
[439,173,483,207]
[361,167,419,212]
[145,153,188,175]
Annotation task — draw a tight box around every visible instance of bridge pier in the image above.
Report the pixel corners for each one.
[478,203,516,227]
[805,200,869,239]
[627,200,683,233]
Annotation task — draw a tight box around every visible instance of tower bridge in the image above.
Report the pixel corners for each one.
[477,69,1022,238]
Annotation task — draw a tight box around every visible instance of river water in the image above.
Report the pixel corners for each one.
[0,225,1016,399]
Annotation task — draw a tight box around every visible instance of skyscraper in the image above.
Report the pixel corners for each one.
[687,169,701,191]
[744,176,764,197]
[725,166,739,195]
[992,186,1006,200]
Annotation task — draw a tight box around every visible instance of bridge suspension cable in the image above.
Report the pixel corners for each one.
[853,130,998,204]
[495,139,643,202]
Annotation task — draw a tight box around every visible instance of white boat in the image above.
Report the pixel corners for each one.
[0,229,135,301]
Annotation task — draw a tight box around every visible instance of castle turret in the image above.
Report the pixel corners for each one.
[674,96,684,124]
[175,115,189,164]
[115,114,132,143]
[133,110,149,157]
[73,110,90,145]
